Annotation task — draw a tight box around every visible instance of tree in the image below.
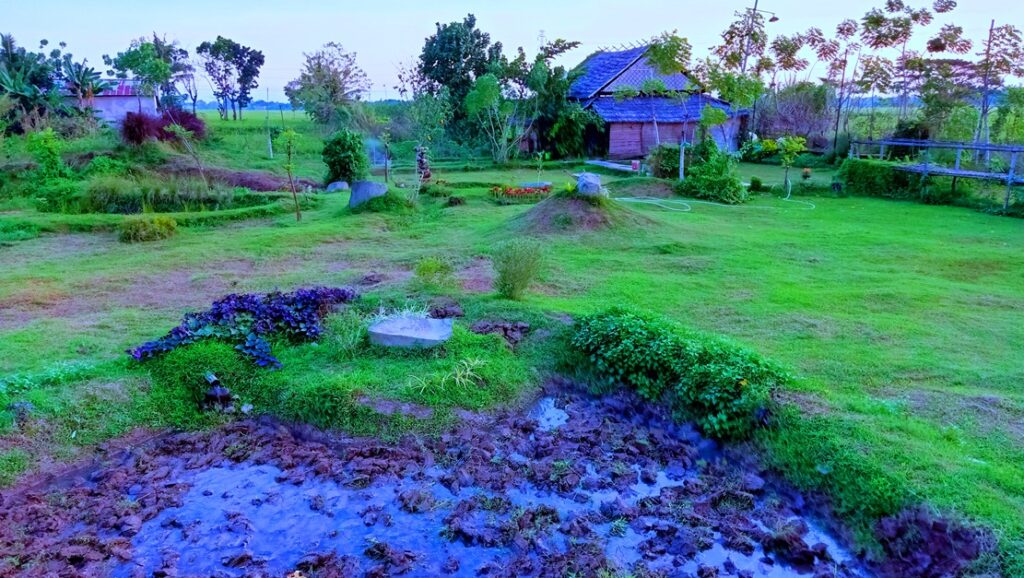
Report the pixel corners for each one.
[197,37,262,120]
[62,59,111,108]
[973,22,1024,151]
[285,43,369,128]
[149,34,192,109]
[196,37,238,120]
[465,73,531,164]
[416,14,503,128]
[777,135,807,196]
[856,55,895,139]
[104,40,172,110]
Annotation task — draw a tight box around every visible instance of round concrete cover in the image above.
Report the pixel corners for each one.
[368,316,453,349]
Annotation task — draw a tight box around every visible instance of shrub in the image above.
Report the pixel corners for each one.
[421,181,453,197]
[493,239,544,300]
[130,287,360,368]
[748,176,765,192]
[83,156,131,177]
[675,142,747,204]
[32,178,80,212]
[570,308,787,439]
[122,112,163,146]
[160,109,206,141]
[119,216,178,243]
[81,176,137,213]
[647,144,681,179]
[26,128,66,181]
[279,377,374,430]
[323,129,369,185]
[414,256,455,288]
[838,158,934,200]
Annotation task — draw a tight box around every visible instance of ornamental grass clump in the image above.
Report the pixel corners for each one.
[130,287,359,368]
[493,239,544,300]
[118,215,178,243]
[570,308,788,439]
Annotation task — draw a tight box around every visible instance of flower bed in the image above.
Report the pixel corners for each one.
[490,185,552,205]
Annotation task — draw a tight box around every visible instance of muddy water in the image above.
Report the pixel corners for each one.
[0,385,870,577]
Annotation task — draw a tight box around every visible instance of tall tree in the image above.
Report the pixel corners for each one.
[416,14,503,128]
[285,43,369,128]
[197,37,263,120]
[103,40,172,110]
[973,22,1024,150]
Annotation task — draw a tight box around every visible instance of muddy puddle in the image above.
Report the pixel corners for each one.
[0,384,869,577]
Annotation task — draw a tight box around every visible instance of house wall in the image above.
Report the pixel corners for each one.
[66,95,158,126]
[608,118,744,159]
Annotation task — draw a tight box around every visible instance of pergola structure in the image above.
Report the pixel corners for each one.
[850,139,1023,209]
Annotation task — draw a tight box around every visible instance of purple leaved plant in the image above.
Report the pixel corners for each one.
[129,287,359,368]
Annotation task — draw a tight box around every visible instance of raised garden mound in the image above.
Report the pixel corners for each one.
[514,195,651,234]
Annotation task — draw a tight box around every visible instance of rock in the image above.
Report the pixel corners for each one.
[470,320,530,346]
[445,196,466,207]
[325,181,349,192]
[368,316,453,349]
[358,272,385,286]
[348,181,388,208]
[429,300,464,319]
[519,181,552,189]
[576,172,605,197]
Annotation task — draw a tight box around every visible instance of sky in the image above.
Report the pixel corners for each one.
[5,0,1022,102]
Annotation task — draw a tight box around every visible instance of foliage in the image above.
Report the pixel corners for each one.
[130,287,359,368]
[675,140,746,204]
[103,40,171,102]
[420,181,453,197]
[118,215,178,243]
[322,129,369,185]
[120,110,206,146]
[414,14,504,119]
[492,238,543,300]
[414,256,455,288]
[647,144,681,179]
[748,176,765,192]
[146,341,266,426]
[839,158,923,199]
[196,36,265,120]
[465,73,530,164]
[570,308,786,439]
[83,156,131,177]
[25,127,65,180]
[548,104,602,159]
[285,43,370,128]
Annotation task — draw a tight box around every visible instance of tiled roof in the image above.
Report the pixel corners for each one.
[62,78,145,97]
[568,46,648,100]
[604,57,691,93]
[589,94,744,123]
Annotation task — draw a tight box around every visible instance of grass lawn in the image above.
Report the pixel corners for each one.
[1,115,1023,572]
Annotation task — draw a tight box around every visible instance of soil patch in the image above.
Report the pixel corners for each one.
[459,256,494,293]
[161,158,320,192]
[0,382,879,578]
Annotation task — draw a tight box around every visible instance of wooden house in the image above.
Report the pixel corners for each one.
[569,46,746,159]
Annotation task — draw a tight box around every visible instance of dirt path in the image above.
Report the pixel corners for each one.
[0,383,868,578]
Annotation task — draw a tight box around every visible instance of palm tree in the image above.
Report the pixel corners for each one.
[62,60,111,108]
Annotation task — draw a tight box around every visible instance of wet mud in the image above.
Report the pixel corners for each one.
[0,382,871,578]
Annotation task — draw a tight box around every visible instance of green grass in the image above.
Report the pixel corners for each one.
[1,115,1023,572]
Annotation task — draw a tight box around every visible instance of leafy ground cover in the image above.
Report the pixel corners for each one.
[1,116,1023,573]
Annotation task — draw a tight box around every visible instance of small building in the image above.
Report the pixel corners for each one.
[569,46,746,159]
[63,79,158,126]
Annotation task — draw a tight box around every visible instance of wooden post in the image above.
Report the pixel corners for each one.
[880,144,886,160]
[1006,152,1017,211]
[952,147,962,194]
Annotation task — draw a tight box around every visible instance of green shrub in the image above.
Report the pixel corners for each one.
[26,128,66,181]
[83,156,131,177]
[675,155,747,204]
[32,178,81,212]
[839,158,925,199]
[81,176,137,213]
[493,239,544,300]
[350,191,415,214]
[647,144,681,179]
[748,176,765,192]
[146,341,266,427]
[794,152,830,169]
[414,256,455,288]
[570,308,786,439]
[421,182,453,197]
[118,216,178,243]
[322,129,369,185]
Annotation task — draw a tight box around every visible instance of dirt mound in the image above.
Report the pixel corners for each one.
[514,195,650,234]
[161,157,320,192]
[608,177,677,198]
